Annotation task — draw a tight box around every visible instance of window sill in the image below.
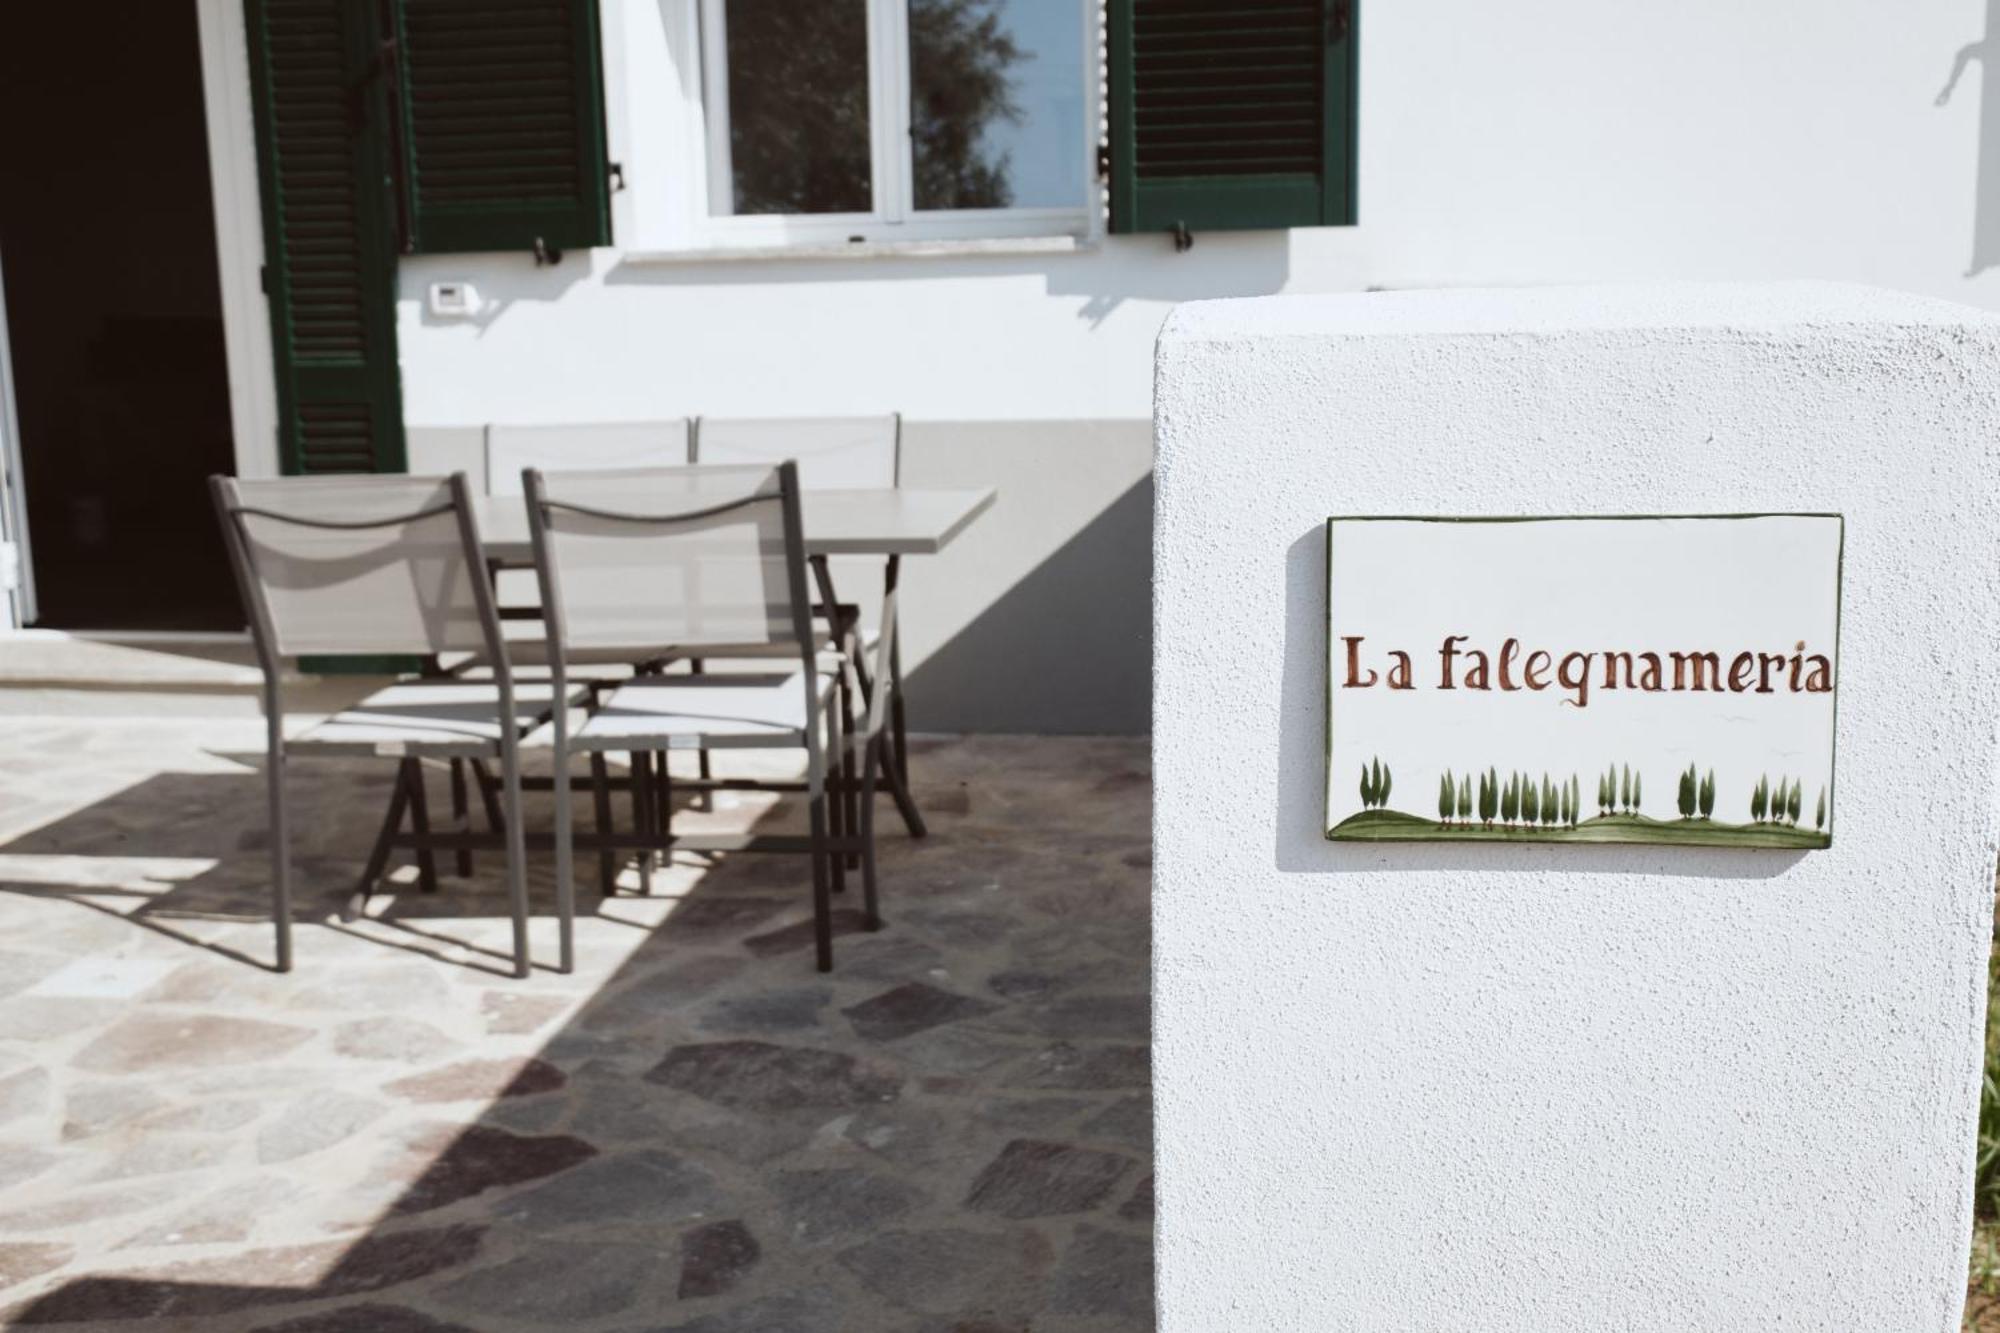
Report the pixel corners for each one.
[618,233,1099,265]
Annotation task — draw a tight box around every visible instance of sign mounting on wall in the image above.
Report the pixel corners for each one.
[1325,514,1843,848]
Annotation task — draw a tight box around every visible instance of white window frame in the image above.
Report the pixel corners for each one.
[649,0,1099,252]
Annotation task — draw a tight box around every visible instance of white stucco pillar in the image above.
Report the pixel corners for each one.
[1151,283,2000,1329]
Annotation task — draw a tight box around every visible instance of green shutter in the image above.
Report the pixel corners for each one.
[1108,0,1356,235]
[390,0,611,255]
[244,0,407,477]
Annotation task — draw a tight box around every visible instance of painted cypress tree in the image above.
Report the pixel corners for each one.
[1620,764,1631,813]
[1596,771,1607,815]
[1522,774,1539,826]
[1544,775,1557,827]
[1750,775,1766,822]
[1787,778,1801,826]
[1438,771,1455,824]
[1677,766,1695,820]
[1632,771,1642,815]
[1458,773,1472,823]
[1572,775,1582,827]
[1699,768,1715,819]
[1501,774,1518,825]
[1815,785,1826,831]
[1381,763,1392,810]
[1483,766,1499,828]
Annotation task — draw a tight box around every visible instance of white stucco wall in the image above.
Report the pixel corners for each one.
[1152,283,2000,1328]
[393,0,2000,425]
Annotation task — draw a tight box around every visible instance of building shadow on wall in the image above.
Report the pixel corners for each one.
[904,474,1152,736]
[1938,0,2000,276]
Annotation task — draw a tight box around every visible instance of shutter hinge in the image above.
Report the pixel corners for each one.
[1095,144,1111,181]
[259,264,269,295]
[1172,221,1193,253]
[608,161,626,192]
[533,236,564,267]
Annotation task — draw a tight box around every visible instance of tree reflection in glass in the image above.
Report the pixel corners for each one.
[720,0,873,215]
[910,0,1085,212]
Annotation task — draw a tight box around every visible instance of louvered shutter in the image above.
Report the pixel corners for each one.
[390,0,611,255]
[243,0,407,476]
[1108,0,1357,235]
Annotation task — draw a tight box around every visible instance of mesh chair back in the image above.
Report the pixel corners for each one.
[693,415,898,490]
[527,464,810,655]
[212,474,490,658]
[485,421,692,496]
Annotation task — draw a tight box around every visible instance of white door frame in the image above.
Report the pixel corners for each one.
[0,248,34,629]
[194,0,281,482]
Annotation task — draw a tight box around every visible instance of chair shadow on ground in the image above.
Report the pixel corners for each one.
[0,735,1155,1331]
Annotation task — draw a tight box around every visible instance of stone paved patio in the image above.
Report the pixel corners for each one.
[0,718,1151,1331]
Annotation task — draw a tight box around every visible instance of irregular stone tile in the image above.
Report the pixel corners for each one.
[964,1140,1135,1219]
[0,950,69,1001]
[0,1184,183,1233]
[332,1017,461,1064]
[390,1126,598,1215]
[5,1224,483,1323]
[835,932,948,983]
[494,1150,719,1230]
[0,1146,57,1193]
[987,994,1150,1041]
[697,986,831,1035]
[0,1067,50,1128]
[740,909,871,958]
[478,991,569,1036]
[61,1081,168,1141]
[629,1292,842,1333]
[647,1041,900,1112]
[74,1014,313,1074]
[1048,1223,1152,1319]
[0,998,121,1042]
[433,1241,658,1323]
[1118,1173,1154,1222]
[892,1025,1032,1076]
[93,1135,234,1183]
[581,957,746,1034]
[287,965,451,1014]
[664,895,791,935]
[250,1304,476,1333]
[841,982,999,1043]
[567,1078,815,1165]
[383,1058,564,1105]
[0,1241,71,1289]
[1078,1095,1152,1152]
[894,907,1022,951]
[977,1096,1094,1137]
[677,1220,759,1299]
[137,1098,262,1135]
[835,1228,1055,1316]
[120,1178,302,1249]
[772,1168,924,1246]
[258,1093,388,1166]
[1006,1042,1150,1091]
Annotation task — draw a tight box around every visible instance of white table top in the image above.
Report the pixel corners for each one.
[471,487,996,561]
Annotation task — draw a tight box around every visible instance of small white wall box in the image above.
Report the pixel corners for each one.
[427,282,478,318]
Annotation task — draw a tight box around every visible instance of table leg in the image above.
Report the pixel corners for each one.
[882,556,926,838]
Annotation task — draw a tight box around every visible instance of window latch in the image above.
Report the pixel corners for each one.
[1172,221,1193,253]
[1096,144,1111,181]
[608,161,625,192]
[533,236,563,266]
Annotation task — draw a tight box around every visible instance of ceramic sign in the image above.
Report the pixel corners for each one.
[1325,514,1843,847]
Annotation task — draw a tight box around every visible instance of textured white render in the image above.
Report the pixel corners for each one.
[1152,283,2000,1330]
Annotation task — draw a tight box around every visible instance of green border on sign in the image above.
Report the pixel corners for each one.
[1323,513,1845,849]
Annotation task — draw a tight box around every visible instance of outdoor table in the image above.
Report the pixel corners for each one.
[469,487,995,837]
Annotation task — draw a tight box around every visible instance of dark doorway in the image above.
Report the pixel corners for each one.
[0,2,239,629]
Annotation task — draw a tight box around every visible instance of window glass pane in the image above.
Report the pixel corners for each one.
[716,0,872,216]
[908,0,1084,211]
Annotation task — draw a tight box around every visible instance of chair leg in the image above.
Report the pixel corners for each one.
[470,759,506,834]
[349,768,413,920]
[827,705,847,899]
[265,724,294,973]
[633,752,655,896]
[588,751,616,897]
[549,744,573,976]
[860,733,884,930]
[690,658,713,811]
[839,675,860,871]
[807,787,834,974]
[448,759,473,878]
[655,750,672,848]
[404,758,440,894]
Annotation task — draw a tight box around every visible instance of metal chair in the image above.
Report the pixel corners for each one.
[522,461,889,974]
[209,472,556,978]
[484,421,692,496]
[690,414,919,838]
